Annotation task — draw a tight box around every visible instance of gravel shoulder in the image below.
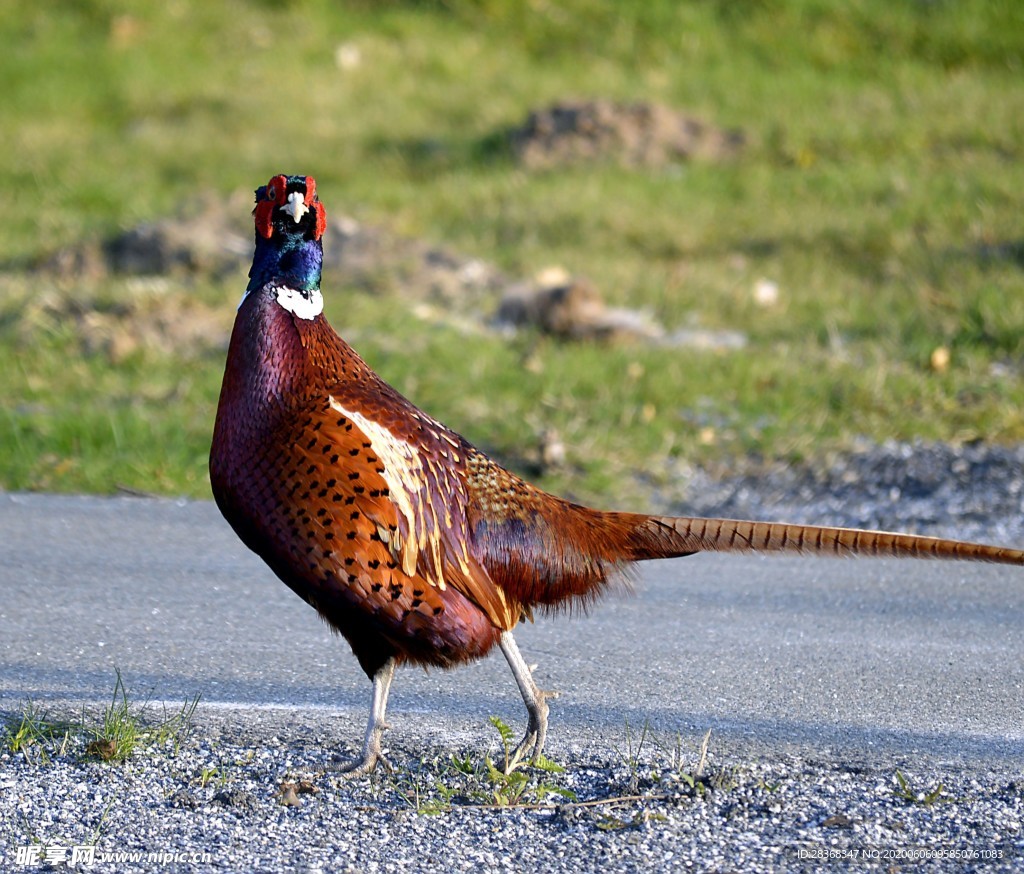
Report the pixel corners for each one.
[1,446,1023,872]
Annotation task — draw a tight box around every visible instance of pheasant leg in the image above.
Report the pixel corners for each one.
[499,630,556,772]
[330,658,396,777]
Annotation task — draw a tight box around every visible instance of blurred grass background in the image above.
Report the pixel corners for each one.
[2,0,1023,508]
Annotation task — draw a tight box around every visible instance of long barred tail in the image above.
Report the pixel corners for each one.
[631,516,1024,566]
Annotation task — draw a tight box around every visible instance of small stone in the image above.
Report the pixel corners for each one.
[212,789,259,812]
[278,785,303,807]
[535,266,572,289]
[821,813,854,829]
[753,278,779,307]
[85,739,118,761]
[168,789,199,810]
[930,345,951,372]
[335,43,362,70]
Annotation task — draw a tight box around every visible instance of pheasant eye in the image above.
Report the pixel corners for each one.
[266,184,277,201]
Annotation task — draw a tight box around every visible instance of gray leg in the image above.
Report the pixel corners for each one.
[499,630,556,772]
[332,658,396,778]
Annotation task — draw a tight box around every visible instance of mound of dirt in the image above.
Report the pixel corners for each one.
[38,193,253,283]
[510,99,745,169]
[495,275,662,342]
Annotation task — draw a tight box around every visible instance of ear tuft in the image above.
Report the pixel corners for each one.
[254,201,275,238]
[313,201,327,240]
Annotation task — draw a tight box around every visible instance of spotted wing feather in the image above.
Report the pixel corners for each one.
[315,382,520,631]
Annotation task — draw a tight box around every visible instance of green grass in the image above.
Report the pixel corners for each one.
[383,716,576,813]
[3,0,1023,507]
[4,670,200,766]
[892,768,951,807]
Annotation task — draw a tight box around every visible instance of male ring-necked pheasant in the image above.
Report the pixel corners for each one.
[211,174,1024,775]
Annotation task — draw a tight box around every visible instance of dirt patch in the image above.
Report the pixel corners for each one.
[494,269,746,350]
[38,193,252,284]
[20,285,233,363]
[510,99,745,169]
[35,195,506,311]
[27,186,742,351]
[321,214,506,307]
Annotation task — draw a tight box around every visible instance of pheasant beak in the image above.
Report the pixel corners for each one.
[283,191,309,223]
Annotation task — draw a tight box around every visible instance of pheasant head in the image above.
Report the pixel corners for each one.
[246,174,327,315]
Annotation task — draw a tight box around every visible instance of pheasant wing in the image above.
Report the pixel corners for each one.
[318,382,520,630]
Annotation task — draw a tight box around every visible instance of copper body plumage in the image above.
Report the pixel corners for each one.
[211,175,1024,776]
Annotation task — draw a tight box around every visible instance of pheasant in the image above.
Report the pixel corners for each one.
[211,174,1024,776]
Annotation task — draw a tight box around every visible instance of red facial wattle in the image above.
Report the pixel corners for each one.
[254,174,326,241]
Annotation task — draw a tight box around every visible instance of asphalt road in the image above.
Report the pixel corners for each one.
[2,491,1022,769]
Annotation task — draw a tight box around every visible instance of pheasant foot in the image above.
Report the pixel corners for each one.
[499,630,558,772]
[327,658,395,779]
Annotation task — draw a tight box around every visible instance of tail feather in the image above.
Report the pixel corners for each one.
[632,516,1024,566]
